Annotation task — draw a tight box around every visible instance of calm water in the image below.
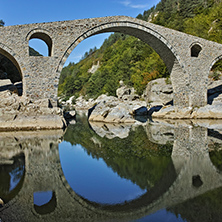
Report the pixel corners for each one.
[1,115,222,222]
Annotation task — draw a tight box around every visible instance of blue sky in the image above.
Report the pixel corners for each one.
[1,0,160,64]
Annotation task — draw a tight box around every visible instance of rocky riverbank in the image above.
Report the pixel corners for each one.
[2,75,222,131]
[0,84,66,131]
[61,78,222,123]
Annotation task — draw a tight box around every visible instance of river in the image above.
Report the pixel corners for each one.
[0,114,222,222]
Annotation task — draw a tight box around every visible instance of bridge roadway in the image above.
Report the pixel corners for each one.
[0,123,222,221]
[1,16,222,108]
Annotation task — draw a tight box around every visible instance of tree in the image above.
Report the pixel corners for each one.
[0,19,4,27]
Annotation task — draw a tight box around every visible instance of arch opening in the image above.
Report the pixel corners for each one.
[208,58,222,105]
[191,44,202,57]
[0,48,23,96]
[29,32,52,57]
[33,191,57,215]
[57,22,188,107]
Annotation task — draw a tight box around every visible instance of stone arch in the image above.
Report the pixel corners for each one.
[26,29,53,56]
[0,44,23,95]
[56,20,189,107]
[209,55,222,72]
[0,43,23,80]
[190,42,202,57]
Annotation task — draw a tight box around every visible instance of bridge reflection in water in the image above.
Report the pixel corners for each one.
[1,117,222,222]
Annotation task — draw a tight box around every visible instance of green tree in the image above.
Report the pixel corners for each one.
[0,19,4,26]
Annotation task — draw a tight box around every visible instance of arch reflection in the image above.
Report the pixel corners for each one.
[59,116,177,212]
[0,153,25,205]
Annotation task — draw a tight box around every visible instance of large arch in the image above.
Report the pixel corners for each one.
[0,43,23,80]
[56,21,189,107]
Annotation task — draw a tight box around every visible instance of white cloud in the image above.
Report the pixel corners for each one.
[130,4,149,9]
[120,0,149,9]
[120,0,131,7]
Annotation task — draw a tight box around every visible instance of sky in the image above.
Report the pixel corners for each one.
[1,0,160,64]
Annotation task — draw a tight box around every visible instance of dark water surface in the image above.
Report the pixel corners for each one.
[1,115,222,221]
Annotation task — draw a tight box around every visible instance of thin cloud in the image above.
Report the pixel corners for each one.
[120,0,131,7]
[120,0,149,9]
[130,4,149,9]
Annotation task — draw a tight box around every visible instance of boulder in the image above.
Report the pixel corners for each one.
[191,105,222,119]
[0,79,18,94]
[116,81,139,101]
[64,110,76,120]
[144,78,173,107]
[0,90,66,130]
[152,106,193,119]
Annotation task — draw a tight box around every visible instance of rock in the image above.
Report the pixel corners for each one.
[152,106,193,119]
[191,105,222,119]
[0,90,66,130]
[89,100,135,123]
[88,92,149,123]
[0,79,18,94]
[64,110,76,120]
[212,94,222,105]
[207,80,222,104]
[116,82,139,100]
[144,78,173,107]
[88,61,100,74]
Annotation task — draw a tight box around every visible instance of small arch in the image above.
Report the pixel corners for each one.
[33,191,57,215]
[191,43,202,57]
[192,175,203,188]
[27,29,53,56]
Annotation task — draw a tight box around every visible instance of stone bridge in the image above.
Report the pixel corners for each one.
[1,123,222,221]
[1,16,222,107]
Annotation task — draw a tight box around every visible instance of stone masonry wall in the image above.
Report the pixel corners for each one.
[0,16,222,107]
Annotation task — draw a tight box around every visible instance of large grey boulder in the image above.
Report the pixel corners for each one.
[191,105,222,119]
[88,95,148,123]
[152,106,193,119]
[144,78,173,107]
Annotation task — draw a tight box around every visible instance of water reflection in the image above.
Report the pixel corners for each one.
[59,142,147,204]
[0,117,222,221]
[60,116,175,209]
[0,153,25,205]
